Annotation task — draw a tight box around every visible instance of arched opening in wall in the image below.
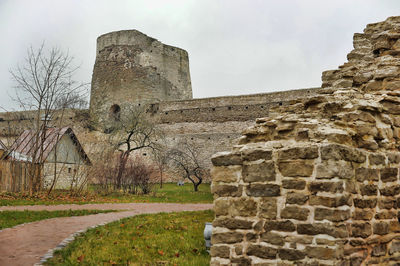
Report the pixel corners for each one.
[109,104,121,121]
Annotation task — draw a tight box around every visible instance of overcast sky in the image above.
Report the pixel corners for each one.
[0,0,399,110]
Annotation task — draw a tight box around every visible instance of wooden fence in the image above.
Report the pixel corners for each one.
[0,161,41,192]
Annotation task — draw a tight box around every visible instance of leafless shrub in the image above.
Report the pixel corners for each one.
[90,152,156,195]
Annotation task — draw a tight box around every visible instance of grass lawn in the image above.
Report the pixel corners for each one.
[0,183,212,206]
[0,209,116,230]
[45,210,214,266]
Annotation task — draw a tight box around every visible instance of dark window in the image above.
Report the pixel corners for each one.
[109,104,121,121]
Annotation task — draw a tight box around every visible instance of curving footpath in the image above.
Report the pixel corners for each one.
[0,203,213,266]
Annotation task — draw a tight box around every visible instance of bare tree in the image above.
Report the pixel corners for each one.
[9,43,87,195]
[168,139,208,192]
[152,145,168,188]
[108,106,161,189]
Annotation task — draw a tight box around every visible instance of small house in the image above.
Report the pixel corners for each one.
[1,127,91,192]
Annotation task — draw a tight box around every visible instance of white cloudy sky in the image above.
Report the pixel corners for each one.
[0,0,399,110]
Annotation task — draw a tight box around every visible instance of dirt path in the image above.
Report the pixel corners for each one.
[0,202,213,212]
[0,203,213,266]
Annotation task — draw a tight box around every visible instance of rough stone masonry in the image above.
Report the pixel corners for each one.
[210,16,400,265]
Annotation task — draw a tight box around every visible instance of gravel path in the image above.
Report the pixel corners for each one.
[0,203,213,266]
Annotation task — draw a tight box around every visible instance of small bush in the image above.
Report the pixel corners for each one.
[90,152,156,195]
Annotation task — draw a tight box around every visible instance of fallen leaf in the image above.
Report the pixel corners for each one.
[175,252,180,257]
[158,250,164,256]
[77,254,85,262]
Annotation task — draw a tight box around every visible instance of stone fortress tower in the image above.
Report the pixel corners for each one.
[89,30,192,125]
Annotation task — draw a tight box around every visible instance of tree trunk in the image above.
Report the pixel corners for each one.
[116,152,129,189]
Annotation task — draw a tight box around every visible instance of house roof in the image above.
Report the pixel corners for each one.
[9,127,90,164]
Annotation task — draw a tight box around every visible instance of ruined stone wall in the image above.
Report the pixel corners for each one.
[89,30,192,127]
[210,16,400,265]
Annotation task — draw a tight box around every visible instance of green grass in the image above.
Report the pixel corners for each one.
[0,183,212,206]
[0,209,116,230]
[45,210,214,266]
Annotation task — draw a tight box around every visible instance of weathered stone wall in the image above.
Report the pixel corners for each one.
[210,16,400,265]
[0,87,322,171]
[89,30,192,127]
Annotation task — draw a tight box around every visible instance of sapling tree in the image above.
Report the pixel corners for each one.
[9,43,87,195]
[108,105,161,189]
[167,139,208,192]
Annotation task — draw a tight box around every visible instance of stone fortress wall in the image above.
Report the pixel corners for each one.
[0,29,325,170]
[90,29,192,126]
[210,16,400,265]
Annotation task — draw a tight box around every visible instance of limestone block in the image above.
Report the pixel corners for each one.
[305,246,337,260]
[280,206,310,221]
[308,181,344,193]
[359,184,378,196]
[314,207,350,222]
[278,160,314,177]
[380,167,398,182]
[320,144,366,163]
[246,244,277,259]
[340,111,376,123]
[354,71,374,84]
[369,153,386,165]
[364,80,383,91]
[373,222,390,235]
[286,192,309,205]
[378,198,396,209]
[332,78,353,88]
[375,210,396,219]
[264,220,295,232]
[241,146,272,161]
[214,198,231,216]
[242,161,276,182]
[375,66,400,79]
[355,123,379,137]
[260,232,285,246]
[309,195,352,207]
[315,159,354,179]
[352,209,374,220]
[372,243,387,257]
[355,168,379,182]
[211,151,242,166]
[389,241,400,255]
[380,185,400,196]
[381,100,400,114]
[210,245,230,258]
[230,198,258,217]
[354,198,377,208]
[351,222,372,238]
[246,183,280,197]
[211,165,242,183]
[259,198,277,219]
[382,79,400,90]
[212,218,253,230]
[297,223,348,238]
[278,146,319,160]
[347,48,372,60]
[211,184,243,197]
[278,248,306,261]
[282,179,306,190]
[353,33,372,49]
[212,232,243,244]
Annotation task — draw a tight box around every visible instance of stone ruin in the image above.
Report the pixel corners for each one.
[210,16,400,265]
